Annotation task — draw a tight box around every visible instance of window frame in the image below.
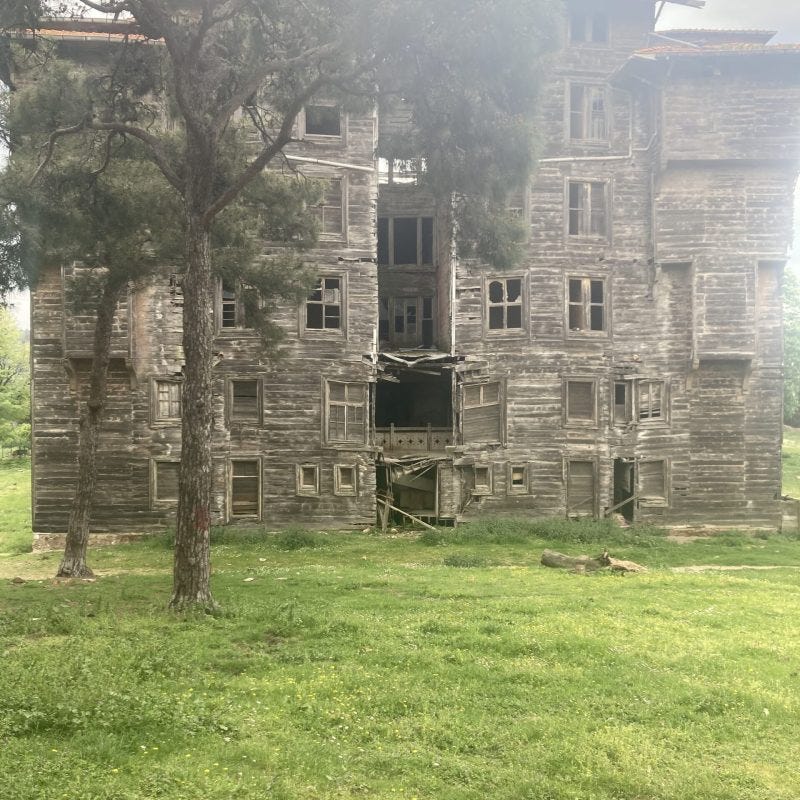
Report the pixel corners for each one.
[377,216,435,268]
[637,379,669,425]
[637,458,670,508]
[151,377,182,425]
[296,463,320,497]
[228,457,262,521]
[568,11,610,46]
[303,274,347,337]
[333,464,358,497]
[563,377,599,427]
[567,82,610,144]
[507,462,531,496]
[311,176,347,241]
[565,457,599,518]
[566,275,609,337]
[566,179,610,241]
[324,379,369,447]
[216,279,260,334]
[472,464,493,496]
[461,380,506,445]
[485,275,527,337]
[150,458,181,508]
[612,379,633,427]
[300,104,345,142]
[226,377,263,427]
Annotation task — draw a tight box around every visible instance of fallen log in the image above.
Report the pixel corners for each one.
[540,549,647,574]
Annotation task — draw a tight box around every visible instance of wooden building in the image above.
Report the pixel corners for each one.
[28,1,800,545]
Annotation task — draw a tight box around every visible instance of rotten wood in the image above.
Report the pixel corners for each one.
[541,549,647,574]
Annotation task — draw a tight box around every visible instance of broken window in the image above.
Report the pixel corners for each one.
[613,380,632,425]
[570,85,607,141]
[304,105,341,137]
[638,380,665,422]
[473,465,492,495]
[334,464,358,496]
[153,461,180,504]
[154,380,181,421]
[570,12,608,44]
[487,278,523,331]
[312,178,344,237]
[508,463,529,495]
[567,460,597,517]
[377,217,434,266]
[296,464,320,496]
[568,181,607,237]
[639,460,667,503]
[306,276,343,332]
[378,157,427,185]
[326,381,367,444]
[230,459,261,518]
[462,381,503,443]
[564,379,597,424]
[568,277,606,333]
[229,379,261,424]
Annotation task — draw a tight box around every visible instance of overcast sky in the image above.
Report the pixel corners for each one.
[657,0,800,42]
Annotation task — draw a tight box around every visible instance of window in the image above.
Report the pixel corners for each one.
[568,277,606,333]
[570,85,607,141]
[377,217,434,266]
[639,460,668,504]
[638,380,666,422]
[312,178,344,237]
[567,459,597,517]
[462,381,503,443]
[487,278,523,332]
[154,380,181,421]
[326,381,367,444]
[508,463,529,495]
[568,181,608,238]
[169,273,184,308]
[380,296,434,348]
[613,380,632,425]
[296,464,320,496]
[230,459,261,518]
[306,276,343,332]
[229,379,261,424]
[334,464,358,496]
[378,157,427,185]
[304,105,341,137]
[473,465,492,495]
[570,12,608,44]
[564,379,597,424]
[153,460,180,504]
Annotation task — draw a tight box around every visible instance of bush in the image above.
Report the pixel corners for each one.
[274,528,319,551]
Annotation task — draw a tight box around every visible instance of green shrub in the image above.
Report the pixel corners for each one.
[274,528,319,551]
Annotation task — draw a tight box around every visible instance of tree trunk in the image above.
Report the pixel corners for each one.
[170,206,216,610]
[57,279,124,578]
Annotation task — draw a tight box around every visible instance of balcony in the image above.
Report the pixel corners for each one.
[376,425,454,454]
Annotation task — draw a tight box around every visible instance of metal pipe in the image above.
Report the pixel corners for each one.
[284,154,374,173]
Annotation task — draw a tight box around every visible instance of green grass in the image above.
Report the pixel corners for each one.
[2,463,800,798]
[783,426,800,498]
[0,456,32,555]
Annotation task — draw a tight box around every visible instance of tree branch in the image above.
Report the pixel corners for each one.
[30,120,88,184]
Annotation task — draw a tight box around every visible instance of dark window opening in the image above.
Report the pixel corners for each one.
[377,217,434,266]
[570,12,608,44]
[306,277,342,331]
[488,278,523,331]
[380,295,435,349]
[394,217,419,265]
[613,459,635,523]
[614,381,631,425]
[221,281,237,328]
[376,370,451,429]
[305,105,341,136]
[231,380,260,423]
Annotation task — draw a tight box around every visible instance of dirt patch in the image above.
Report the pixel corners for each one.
[671,565,800,573]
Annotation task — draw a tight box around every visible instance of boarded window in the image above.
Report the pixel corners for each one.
[230,380,260,423]
[327,381,367,444]
[305,105,341,136]
[567,460,596,517]
[377,217,434,266]
[568,181,607,237]
[306,276,343,331]
[463,382,503,443]
[487,278,523,331]
[154,461,180,503]
[155,380,181,420]
[473,465,492,495]
[334,464,357,496]
[638,380,665,422]
[565,379,596,423]
[639,460,667,502]
[296,464,319,496]
[568,277,606,332]
[312,179,344,236]
[570,85,607,140]
[231,460,260,518]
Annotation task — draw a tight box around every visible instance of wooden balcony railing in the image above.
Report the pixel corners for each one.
[375,425,453,453]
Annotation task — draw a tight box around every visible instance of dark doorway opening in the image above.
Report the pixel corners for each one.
[613,458,635,523]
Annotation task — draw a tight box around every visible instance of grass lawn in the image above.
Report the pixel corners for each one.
[782,426,800,498]
[2,463,800,799]
[0,456,32,556]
